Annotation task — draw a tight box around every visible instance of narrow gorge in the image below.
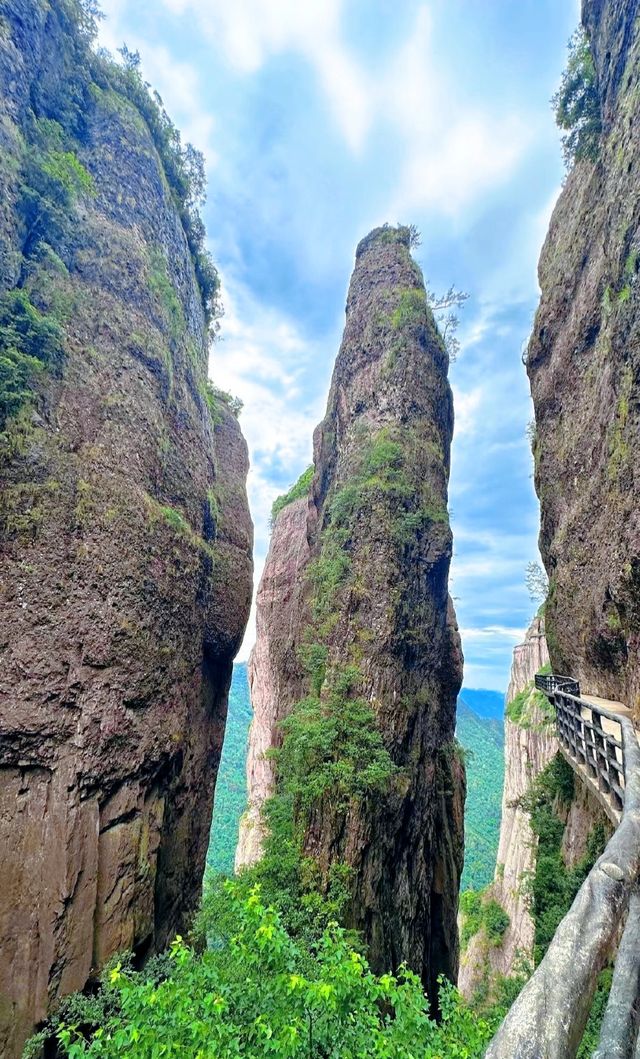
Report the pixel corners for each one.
[3,0,640,1055]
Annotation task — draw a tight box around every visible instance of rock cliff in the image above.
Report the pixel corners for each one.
[235,496,310,870]
[238,224,464,1000]
[459,616,555,996]
[528,0,640,715]
[0,2,252,1053]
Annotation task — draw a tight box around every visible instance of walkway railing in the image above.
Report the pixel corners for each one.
[486,673,640,1059]
[534,675,625,823]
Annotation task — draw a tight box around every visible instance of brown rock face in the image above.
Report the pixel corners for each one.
[236,497,310,870]
[505,615,549,703]
[0,2,252,1053]
[239,225,464,1000]
[528,0,640,714]
[459,616,555,997]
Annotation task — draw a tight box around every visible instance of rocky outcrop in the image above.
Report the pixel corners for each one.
[505,615,549,703]
[528,0,640,717]
[235,496,310,870]
[459,616,555,996]
[239,225,464,1000]
[0,2,252,1053]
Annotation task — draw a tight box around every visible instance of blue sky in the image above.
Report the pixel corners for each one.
[98,0,579,690]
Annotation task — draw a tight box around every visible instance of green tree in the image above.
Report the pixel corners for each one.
[44,886,494,1059]
[552,28,602,166]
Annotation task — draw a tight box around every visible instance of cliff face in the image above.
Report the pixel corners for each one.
[459,616,555,996]
[239,225,464,1000]
[528,0,640,715]
[505,615,549,703]
[235,496,310,870]
[0,2,252,1053]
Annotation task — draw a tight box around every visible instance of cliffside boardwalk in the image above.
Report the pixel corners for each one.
[486,673,640,1059]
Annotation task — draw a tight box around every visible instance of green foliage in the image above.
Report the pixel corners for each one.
[552,28,602,166]
[521,754,606,964]
[200,380,243,422]
[457,701,504,890]
[271,465,314,522]
[390,287,428,331]
[276,687,398,812]
[577,969,613,1059]
[459,890,509,951]
[505,683,554,727]
[483,900,509,943]
[298,642,328,696]
[22,0,220,324]
[148,247,185,340]
[20,146,94,258]
[207,665,252,875]
[46,886,495,1059]
[0,289,63,430]
[159,505,190,533]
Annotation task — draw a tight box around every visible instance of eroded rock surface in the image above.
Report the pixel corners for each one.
[529,0,640,717]
[236,497,310,870]
[0,2,252,1053]
[239,225,464,1000]
[459,616,555,996]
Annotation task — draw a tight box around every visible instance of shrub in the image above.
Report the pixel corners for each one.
[271,464,314,522]
[44,886,496,1059]
[552,28,602,166]
[19,143,95,258]
[459,890,509,950]
[0,289,64,429]
[147,247,185,341]
[276,687,398,812]
[521,754,606,964]
[483,900,509,943]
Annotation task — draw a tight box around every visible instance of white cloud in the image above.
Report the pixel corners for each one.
[381,6,533,217]
[452,383,484,438]
[209,270,328,659]
[156,0,371,151]
[132,0,535,200]
[461,625,525,643]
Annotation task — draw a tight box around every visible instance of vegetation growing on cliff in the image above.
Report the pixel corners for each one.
[553,28,602,166]
[520,754,607,964]
[505,682,554,727]
[271,464,314,522]
[0,290,63,430]
[460,891,509,951]
[0,0,223,449]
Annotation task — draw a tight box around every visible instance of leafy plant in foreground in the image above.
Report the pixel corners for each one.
[48,886,494,1059]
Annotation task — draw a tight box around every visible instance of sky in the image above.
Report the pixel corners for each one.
[98,0,579,691]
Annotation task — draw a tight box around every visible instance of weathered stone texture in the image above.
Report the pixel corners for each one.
[240,225,464,1000]
[0,2,253,1053]
[459,616,556,997]
[528,0,640,716]
[236,496,310,870]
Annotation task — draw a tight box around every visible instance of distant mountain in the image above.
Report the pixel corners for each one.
[207,663,252,875]
[460,687,505,721]
[457,697,505,891]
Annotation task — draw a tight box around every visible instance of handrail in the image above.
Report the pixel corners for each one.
[485,674,640,1059]
[552,689,625,822]
[534,672,581,697]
